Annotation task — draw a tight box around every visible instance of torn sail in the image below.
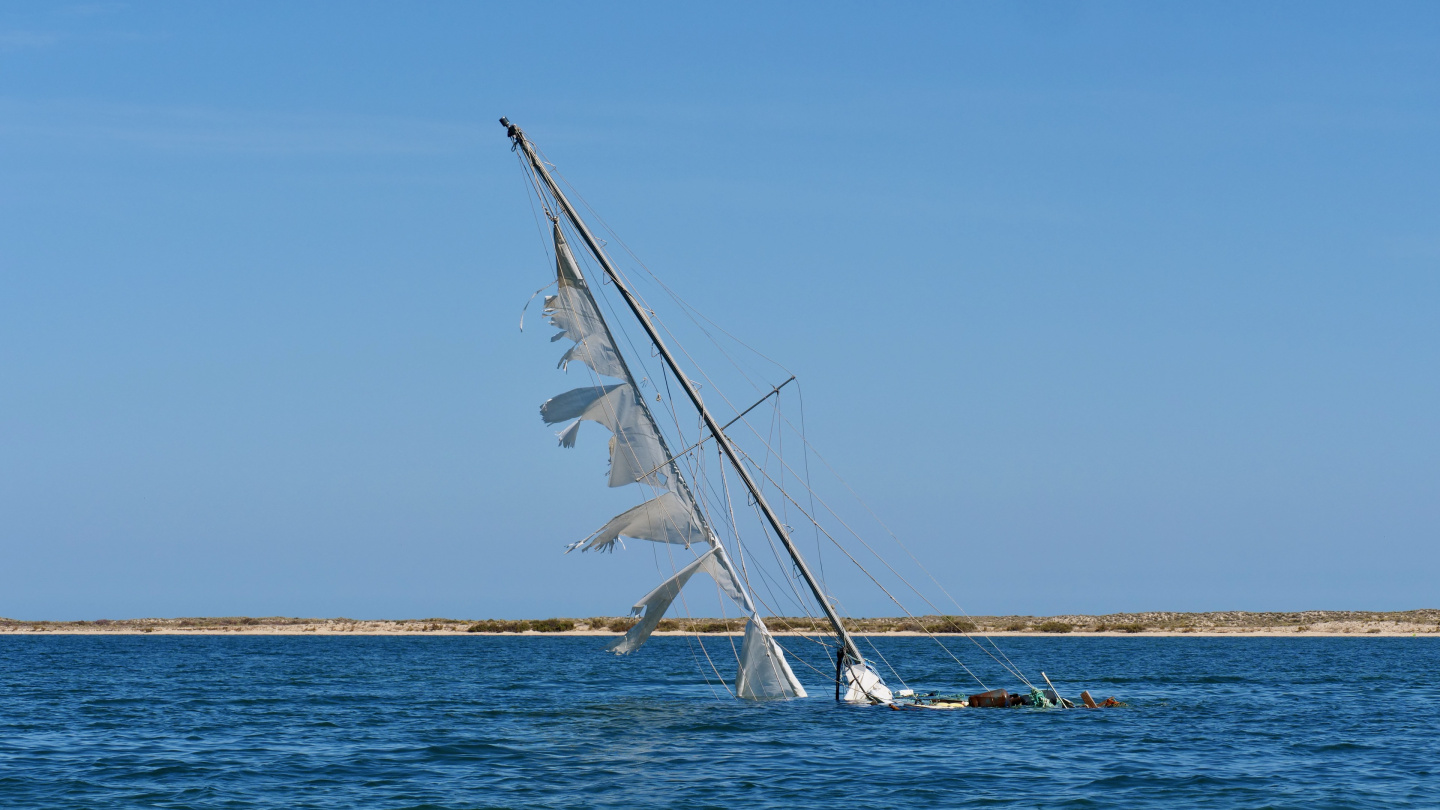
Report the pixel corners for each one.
[608,547,734,654]
[569,492,704,552]
[543,225,625,379]
[540,383,668,488]
[736,619,807,699]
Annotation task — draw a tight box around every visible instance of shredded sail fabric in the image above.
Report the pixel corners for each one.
[539,384,624,424]
[608,548,732,654]
[544,225,625,379]
[540,384,668,487]
[735,619,807,699]
[555,420,581,448]
[569,492,705,553]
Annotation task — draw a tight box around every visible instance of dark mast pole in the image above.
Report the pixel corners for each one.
[502,117,867,676]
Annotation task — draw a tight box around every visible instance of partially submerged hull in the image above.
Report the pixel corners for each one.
[891,688,1125,710]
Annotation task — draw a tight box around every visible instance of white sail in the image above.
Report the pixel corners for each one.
[841,663,894,703]
[736,619,807,699]
[607,547,736,653]
[540,383,668,488]
[544,227,626,378]
[568,492,704,552]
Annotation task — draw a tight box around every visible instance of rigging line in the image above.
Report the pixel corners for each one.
[643,291,771,396]
[648,318,779,433]
[742,499,838,670]
[638,376,796,481]
[638,294,767,413]
[747,494,817,619]
[688,632,725,701]
[769,636,834,681]
[826,590,908,690]
[770,415,1036,688]
[853,617,908,691]
[686,597,735,699]
[672,543,742,699]
[795,383,827,587]
[767,397,794,587]
[737,452,991,690]
[733,569,834,653]
[716,443,750,591]
[726,495,830,650]
[613,261,769,397]
[516,156,556,274]
[650,541,718,700]
[641,277,792,378]
[735,542,833,655]
[709,557,744,672]
[666,541,732,699]
[733,544,824,640]
[747,522,817,620]
[771,625,839,681]
[718,415,1034,687]
[547,162,792,383]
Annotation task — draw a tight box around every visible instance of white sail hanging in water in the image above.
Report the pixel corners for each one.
[736,619,807,699]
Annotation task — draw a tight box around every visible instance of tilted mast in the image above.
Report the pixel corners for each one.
[502,117,867,674]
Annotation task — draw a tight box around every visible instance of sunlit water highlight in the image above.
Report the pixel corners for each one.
[1,635,1436,808]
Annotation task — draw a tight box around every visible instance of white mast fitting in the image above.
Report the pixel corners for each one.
[505,117,889,702]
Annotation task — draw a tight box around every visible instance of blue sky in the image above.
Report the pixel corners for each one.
[2,2,1436,621]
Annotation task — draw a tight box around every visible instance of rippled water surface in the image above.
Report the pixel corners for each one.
[1,635,1437,808]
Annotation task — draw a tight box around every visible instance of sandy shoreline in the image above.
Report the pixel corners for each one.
[4,610,1437,638]
[5,629,1435,638]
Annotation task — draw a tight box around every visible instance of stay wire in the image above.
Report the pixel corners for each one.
[719,408,1033,688]
[773,413,1037,689]
[735,449,991,690]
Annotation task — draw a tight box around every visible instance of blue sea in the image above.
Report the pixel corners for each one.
[1,635,1436,808]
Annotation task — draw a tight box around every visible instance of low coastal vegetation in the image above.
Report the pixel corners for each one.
[3,611,1438,635]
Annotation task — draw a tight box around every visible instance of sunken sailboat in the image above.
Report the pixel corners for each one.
[503,117,1116,709]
